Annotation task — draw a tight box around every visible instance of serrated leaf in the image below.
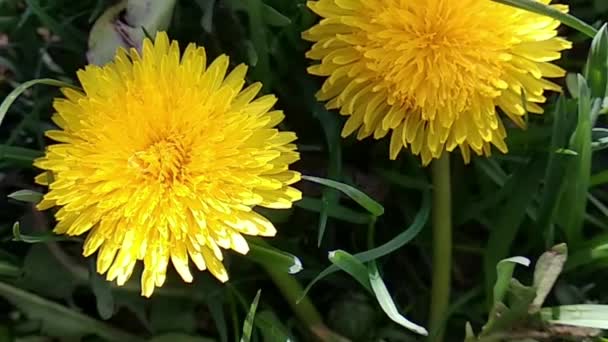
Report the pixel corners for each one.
[368,262,428,336]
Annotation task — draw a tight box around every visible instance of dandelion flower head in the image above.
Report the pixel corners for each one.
[34,32,302,297]
[303,0,571,164]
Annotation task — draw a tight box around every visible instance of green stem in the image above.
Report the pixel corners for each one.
[428,153,452,341]
[263,266,347,342]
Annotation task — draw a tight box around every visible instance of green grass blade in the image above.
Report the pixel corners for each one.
[240,290,261,342]
[295,197,371,225]
[368,262,428,336]
[491,0,597,38]
[300,190,430,299]
[302,175,384,217]
[246,238,303,274]
[0,78,76,128]
[328,250,372,293]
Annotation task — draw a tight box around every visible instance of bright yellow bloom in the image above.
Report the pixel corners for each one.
[34,32,302,297]
[303,0,571,164]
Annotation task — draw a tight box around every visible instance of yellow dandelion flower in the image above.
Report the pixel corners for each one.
[303,0,572,165]
[34,32,302,297]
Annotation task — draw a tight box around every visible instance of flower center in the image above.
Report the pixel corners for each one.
[128,137,189,183]
[364,1,509,119]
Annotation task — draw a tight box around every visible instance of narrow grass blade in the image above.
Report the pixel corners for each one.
[246,238,303,274]
[295,197,370,225]
[302,175,384,216]
[368,262,428,336]
[328,250,371,293]
[240,290,261,342]
[0,78,76,128]
[300,190,430,299]
[491,0,597,38]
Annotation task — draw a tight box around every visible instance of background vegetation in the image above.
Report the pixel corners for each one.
[1,0,608,341]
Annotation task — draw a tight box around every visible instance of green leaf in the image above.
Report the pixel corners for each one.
[530,244,568,313]
[254,310,293,342]
[150,297,197,334]
[0,78,76,128]
[328,250,371,293]
[7,190,43,204]
[19,245,81,299]
[368,262,428,336]
[207,295,228,342]
[482,279,537,335]
[493,256,530,305]
[490,0,597,38]
[302,175,384,217]
[0,145,43,166]
[12,221,72,243]
[484,159,545,302]
[246,238,302,274]
[541,305,608,329]
[584,24,608,98]
[295,197,371,225]
[262,4,291,27]
[0,260,20,278]
[149,333,215,342]
[559,75,593,245]
[536,96,574,246]
[240,290,261,342]
[0,281,141,341]
[300,190,430,298]
[88,259,114,320]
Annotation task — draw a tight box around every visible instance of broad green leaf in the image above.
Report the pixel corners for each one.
[530,244,568,313]
[0,281,141,341]
[246,238,303,274]
[262,4,291,26]
[19,245,82,299]
[302,175,384,217]
[0,78,76,128]
[484,159,545,302]
[300,190,430,298]
[559,75,593,245]
[328,250,371,293]
[88,259,114,320]
[541,305,608,329]
[536,96,574,246]
[8,189,43,204]
[493,256,530,305]
[591,169,608,186]
[240,290,261,342]
[149,333,215,342]
[482,279,537,335]
[0,145,43,166]
[491,0,597,38]
[368,262,428,336]
[584,24,608,99]
[207,295,228,342]
[150,297,197,334]
[254,310,293,342]
[0,260,20,277]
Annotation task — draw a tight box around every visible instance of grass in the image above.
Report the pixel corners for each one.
[1,0,608,341]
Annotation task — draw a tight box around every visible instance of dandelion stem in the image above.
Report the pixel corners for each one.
[428,153,452,341]
[264,266,348,342]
